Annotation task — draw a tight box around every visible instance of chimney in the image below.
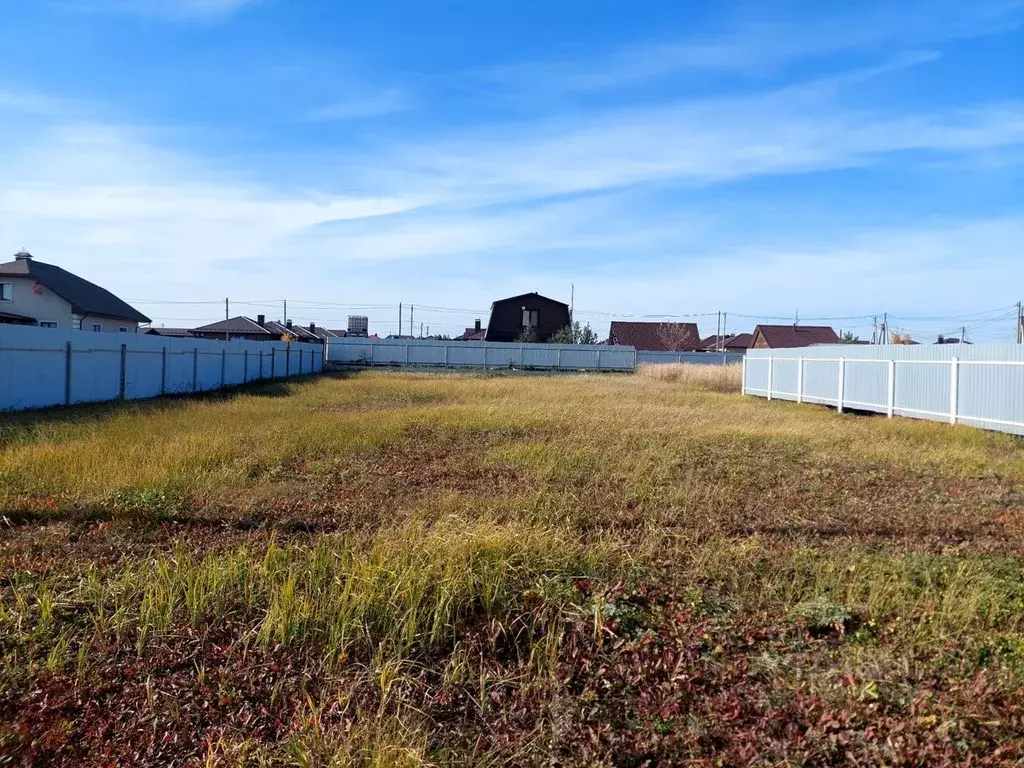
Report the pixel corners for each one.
[474,318,481,332]
[257,314,265,327]
[14,250,32,261]
[937,335,944,344]
[286,320,292,330]
[309,323,316,333]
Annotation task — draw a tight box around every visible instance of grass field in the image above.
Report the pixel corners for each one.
[3,367,1024,766]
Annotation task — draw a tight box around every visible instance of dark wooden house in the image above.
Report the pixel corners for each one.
[485,292,571,343]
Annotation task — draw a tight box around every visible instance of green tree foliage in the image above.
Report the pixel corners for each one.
[549,322,599,345]
[515,328,538,343]
[841,331,860,344]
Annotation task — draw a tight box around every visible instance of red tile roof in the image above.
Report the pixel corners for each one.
[608,321,702,351]
[751,325,840,348]
[702,333,753,351]
[454,328,487,341]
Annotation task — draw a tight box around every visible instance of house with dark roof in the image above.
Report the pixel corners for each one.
[192,315,330,343]
[144,327,194,338]
[750,325,840,349]
[608,321,702,352]
[702,333,754,353]
[485,292,570,342]
[0,250,150,331]
[455,319,486,341]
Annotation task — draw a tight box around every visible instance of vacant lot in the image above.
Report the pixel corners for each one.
[3,368,1024,766]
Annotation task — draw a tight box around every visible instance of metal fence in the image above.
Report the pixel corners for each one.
[637,351,744,366]
[326,337,637,372]
[0,325,324,412]
[743,344,1024,436]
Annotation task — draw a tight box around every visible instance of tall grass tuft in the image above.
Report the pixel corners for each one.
[636,363,742,392]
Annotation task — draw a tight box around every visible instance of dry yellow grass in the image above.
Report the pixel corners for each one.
[636,362,742,391]
[3,370,1024,766]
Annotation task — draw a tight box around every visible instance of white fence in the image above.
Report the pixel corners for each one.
[0,325,324,412]
[637,351,744,366]
[326,337,637,372]
[743,344,1024,436]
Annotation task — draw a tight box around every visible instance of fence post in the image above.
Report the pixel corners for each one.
[299,346,304,375]
[160,346,167,396]
[634,348,638,372]
[118,343,127,401]
[740,356,746,395]
[556,346,561,370]
[64,341,73,406]
[243,349,248,383]
[258,349,264,380]
[220,347,226,388]
[837,358,845,413]
[797,357,804,404]
[271,347,276,379]
[767,356,774,401]
[286,343,291,376]
[950,356,959,425]
[193,347,198,392]
[887,360,896,418]
[444,343,449,368]
[404,345,410,366]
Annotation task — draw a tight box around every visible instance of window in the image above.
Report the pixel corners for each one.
[118,326,128,333]
[0,283,11,301]
[39,321,58,328]
[522,309,539,328]
[92,324,102,332]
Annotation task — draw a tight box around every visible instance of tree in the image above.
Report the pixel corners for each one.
[514,327,538,343]
[549,322,599,345]
[841,331,860,344]
[891,328,914,345]
[657,322,696,352]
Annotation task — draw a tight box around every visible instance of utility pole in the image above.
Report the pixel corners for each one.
[410,305,414,338]
[716,311,721,352]
[225,297,229,320]
[960,325,966,344]
[872,316,878,345]
[1017,302,1023,344]
[283,300,287,326]
[399,303,402,337]
[420,322,424,338]
[722,312,728,351]
[882,312,888,345]
[570,284,575,325]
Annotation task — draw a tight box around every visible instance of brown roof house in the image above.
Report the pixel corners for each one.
[750,325,840,349]
[455,319,486,341]
[702,333,753,352]
[608,321,702,351]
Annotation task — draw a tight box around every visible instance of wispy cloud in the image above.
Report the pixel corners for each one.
[305,88,411,122]
[477,1,1022,93]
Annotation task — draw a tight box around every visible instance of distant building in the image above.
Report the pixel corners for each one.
[935,335,972,345]
[750,325,840,349]
[143,327,193,338]
[347,315,369,337]
[485,292,570,343]
[608,321,702,352]
[0,250,150,331]
[455,319,486,341]
[702,333,753,353]
[192,315,325,343]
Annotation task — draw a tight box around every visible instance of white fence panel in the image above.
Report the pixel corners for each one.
[637,351,743,366]
[326,338,637,372]
[743,344,1024,436]
[0,326,323,413]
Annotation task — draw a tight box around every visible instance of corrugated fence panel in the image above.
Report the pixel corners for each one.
[0,327,322,413]
[326,338,636,372]
[637,351,743,366]
[743,344,1024,436]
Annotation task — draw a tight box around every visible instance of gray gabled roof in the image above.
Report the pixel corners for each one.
[0,256,151,323]
[193,316,276,335]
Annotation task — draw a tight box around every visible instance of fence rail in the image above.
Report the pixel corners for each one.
[327,338,637,372]
[0,325,323,412]
[637,351,744,366]
[743,345,1024,436]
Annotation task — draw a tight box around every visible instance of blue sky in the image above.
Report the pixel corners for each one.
[1,0,1022,341]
